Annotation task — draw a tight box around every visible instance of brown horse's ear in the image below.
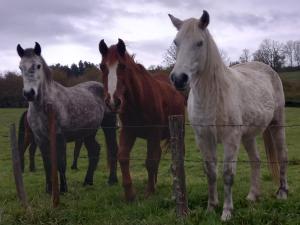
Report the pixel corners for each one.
[17,44,24,58]
[168,14,183,30]
[34,42,41,56]
[99,39,108,56]
[199,10,209,29]
[117,38,126,57]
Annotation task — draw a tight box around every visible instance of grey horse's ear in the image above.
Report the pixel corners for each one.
[168,14,183,30]
[117,38,126,57]
[99,39,108,56]
[17,44,25,58]
[34,42,41,56]
[199,10,209,29]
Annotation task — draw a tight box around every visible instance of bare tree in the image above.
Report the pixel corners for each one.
[283,40,295,67]
[162,43,177,68]
[253,39,285,71]
[219,49,231,66]
[294,40,300,67]
[239,49,251,63]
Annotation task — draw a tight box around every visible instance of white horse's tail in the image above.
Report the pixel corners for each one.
[263,127,280,184]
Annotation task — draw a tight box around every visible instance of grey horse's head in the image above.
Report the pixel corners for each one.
[168,10,210,90]
[17,42,51,101]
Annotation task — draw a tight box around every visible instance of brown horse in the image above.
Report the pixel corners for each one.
[99,39,186,201]
[18,110,84,172]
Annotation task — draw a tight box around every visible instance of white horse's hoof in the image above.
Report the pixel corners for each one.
[276,188,288,200]
[207,201,219,212]
[246,192,260,202]
[221,209,232,221]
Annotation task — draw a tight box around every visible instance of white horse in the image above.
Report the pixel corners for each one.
[169,10,288,221]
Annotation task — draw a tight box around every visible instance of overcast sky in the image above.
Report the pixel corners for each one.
[1,0,299,73]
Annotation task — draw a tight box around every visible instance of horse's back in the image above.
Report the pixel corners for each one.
[51,81,106,137]
[228,61,285,129]
[71,81,104,98]
[231,61,284,106]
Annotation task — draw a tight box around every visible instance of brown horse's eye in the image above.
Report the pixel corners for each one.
[118,63,126,70]
[100,64,107,72]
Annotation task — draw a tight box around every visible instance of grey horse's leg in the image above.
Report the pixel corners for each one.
[39,143,52,193]
[221,136,241,221]
[101,112,118,185]
[194,127,218,212]
[268,123,288,199]
[83,133,100,186]
[57,134,68,193]
[71,140,83,170]
[242,137,261,201]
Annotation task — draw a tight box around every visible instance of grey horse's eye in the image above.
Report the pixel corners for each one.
[196,41,203,47]
[37,64,41,70]
[173,40,178,47]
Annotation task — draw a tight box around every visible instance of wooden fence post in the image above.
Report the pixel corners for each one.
[48,104,59,207]
[10,123,28,208]
[169,115,188,217]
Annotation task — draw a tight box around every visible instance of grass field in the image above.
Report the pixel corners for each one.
[280,71,300,101]
[0,108,300,225]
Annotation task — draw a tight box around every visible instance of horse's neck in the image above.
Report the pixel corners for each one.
[190,34,231,119]
[34,78,56,110]
[125,67,149,109]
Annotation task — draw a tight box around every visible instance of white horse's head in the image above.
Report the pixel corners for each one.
[17,42,49,101]
[169,10,210,90]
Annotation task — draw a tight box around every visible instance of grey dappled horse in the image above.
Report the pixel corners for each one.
[17,42,118,193]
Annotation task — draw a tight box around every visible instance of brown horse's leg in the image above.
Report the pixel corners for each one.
[145,135,162,198]
[118,129,136,201]
[56,134,68,193]
[71,139,83,170]
[29,141,37,172]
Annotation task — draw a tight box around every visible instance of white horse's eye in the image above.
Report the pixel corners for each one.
[196,41,203,47]
[173,40,178,47]
[37,64,41,70]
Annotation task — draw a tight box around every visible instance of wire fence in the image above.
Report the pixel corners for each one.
[1,122,300,165]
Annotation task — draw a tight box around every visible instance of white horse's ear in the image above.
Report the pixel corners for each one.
[168,14,183,30]
[199,10,209,29]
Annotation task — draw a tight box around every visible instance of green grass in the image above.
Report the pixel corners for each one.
[280,71,300,101]
[0,108,300,225]
[279,71,300,81]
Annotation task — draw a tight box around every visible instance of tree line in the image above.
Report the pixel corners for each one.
[1,39,300,107]
[0,61,101,107]
[161,39,300,72]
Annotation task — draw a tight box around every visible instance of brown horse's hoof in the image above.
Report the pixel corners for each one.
[107,176,118,186]
[123,184,136,202]
[144,187,155,198]
[71,164,78,170]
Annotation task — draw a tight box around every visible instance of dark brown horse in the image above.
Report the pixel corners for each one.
[99,39,186,201]
[18,110,84,172]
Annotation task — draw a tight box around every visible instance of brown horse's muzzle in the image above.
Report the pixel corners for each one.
[105,95,122,113]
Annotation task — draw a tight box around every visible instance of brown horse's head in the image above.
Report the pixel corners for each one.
[99,38,131,112]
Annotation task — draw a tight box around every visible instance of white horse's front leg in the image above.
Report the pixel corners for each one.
[221,137,241,221]
[194,127,218,212]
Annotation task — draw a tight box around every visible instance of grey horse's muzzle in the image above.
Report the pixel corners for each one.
[170,72,189,90]
[23,89,35,101]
